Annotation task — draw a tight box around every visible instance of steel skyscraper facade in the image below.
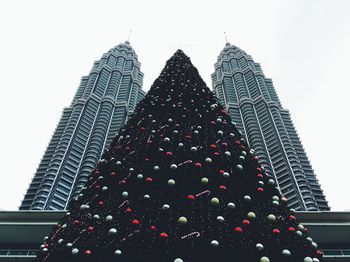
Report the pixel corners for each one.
[212,42,329,211]
[20,41,145,210]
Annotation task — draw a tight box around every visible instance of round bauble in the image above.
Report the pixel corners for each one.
[201,177,209,184]
[114,250,122,256]
[168,179,176,186]
[282,249,291,256]
[170,164,178,169]
[227,202,236,209]
[247,212,256,219]
[267,214,276,222]
[210,240,219,247]
[205,158,212,164]
[177,216,188,225]
[162,204,170,210]
[210,197,220,205]
[244,195,251,202]
[108,228,117,235]
[256,243,264,250]
[260,256,270,262]
[217,216,224,222]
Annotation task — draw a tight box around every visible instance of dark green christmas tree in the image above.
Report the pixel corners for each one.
[37,50,323,262]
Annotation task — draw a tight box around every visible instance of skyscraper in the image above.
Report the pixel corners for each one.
[20,41,145,210]
[212,42,329,211]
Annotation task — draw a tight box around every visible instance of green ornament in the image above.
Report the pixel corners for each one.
[247,212,256,219]
[267,214,276,222]
[201,177,209,184]
[260,257,270,262]
[177,216,188,225]
[210,197,220,206]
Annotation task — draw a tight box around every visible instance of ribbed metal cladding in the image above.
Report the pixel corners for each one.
[211,43,329,211]
[20,41,145,210]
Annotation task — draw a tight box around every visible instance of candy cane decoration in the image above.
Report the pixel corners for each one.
[178,160,193,166]
[120,230,141,242]
[196,190,211,198]
[118,200,129,209]
[181,231,201,240]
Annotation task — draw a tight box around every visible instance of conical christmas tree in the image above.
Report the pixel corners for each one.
[37,50,323,262]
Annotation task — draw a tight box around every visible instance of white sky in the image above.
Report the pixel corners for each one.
[0,0,349,211]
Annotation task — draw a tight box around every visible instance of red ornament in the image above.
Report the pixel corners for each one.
[187,195,195,201]
[87,226,94,232]
[84,250,92,256]
[165,151,173,156]
[159,232,168,238]
[234,140,241,145]
[210,121,216,125]
[210,144,217,149]
[272,229,280,234]
[73,220,81,225]
[316,250,323,255]
[242,220,250,225]
[257,174,263,178]
[194,162,202,168]
[95,185,101,190]
[110,172,116,177]
[256,167,262,172]
[214,152,220,156]
[289,215,296,221]
[288,227,295,232]
[150,225,157,231]
[219,185,227,191]
[98,201,104,206]
[221,142,228,147]
[234,227,243,233]
[132,219,140,225]
[146,177,153,182]
[219,169,225,175]
[126,208,132,213]
[257,187,264,192]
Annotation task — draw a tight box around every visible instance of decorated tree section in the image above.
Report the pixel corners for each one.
[37,50,323,262]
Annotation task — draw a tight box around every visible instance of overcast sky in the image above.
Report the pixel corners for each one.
[0,0,349,211]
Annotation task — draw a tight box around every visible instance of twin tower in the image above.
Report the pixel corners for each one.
[20,41,329,212]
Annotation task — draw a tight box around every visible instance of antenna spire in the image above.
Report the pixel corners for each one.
[127,29,132,43]
[224,32,230,45]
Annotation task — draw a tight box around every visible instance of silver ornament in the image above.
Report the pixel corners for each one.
[210,240,219,247]
[108,228,117,235]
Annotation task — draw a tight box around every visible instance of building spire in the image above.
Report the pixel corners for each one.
[224,32,230,46]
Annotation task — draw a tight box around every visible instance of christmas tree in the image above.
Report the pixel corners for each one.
[37,50,323,262]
